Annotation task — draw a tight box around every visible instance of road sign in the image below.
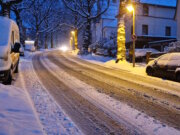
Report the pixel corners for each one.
[132,34,137,40]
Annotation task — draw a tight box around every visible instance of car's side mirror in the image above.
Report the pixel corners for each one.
[13,43,21,53]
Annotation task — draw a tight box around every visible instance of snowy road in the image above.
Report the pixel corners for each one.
[32,50,180,135]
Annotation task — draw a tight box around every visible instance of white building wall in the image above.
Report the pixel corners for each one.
[136,16,177,37]
[91,0,119,43]
[137,4,176,18]
[95,20,103,42]
[176,0,180,40]
[125,4,177,43]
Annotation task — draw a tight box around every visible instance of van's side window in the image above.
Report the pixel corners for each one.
[11,31,14,45]
[10,31,15,53]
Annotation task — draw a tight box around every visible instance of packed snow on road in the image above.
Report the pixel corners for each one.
[0,49,180,135]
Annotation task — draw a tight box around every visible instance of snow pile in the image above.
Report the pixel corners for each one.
[166,41,180,52]
[0,84,43,135]
[135,48,160,57]
[77,53,146,75]
[79,53,114,63]
[105,60,146,75]
[103,38,116,49]
[89,38,117,57]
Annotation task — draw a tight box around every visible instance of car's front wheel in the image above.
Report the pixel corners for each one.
[3,69,12,85]
[146,66,154,76]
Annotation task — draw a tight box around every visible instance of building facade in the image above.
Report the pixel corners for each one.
[124,0,177,49]
[91,0,119,43]
[176,0,180,40]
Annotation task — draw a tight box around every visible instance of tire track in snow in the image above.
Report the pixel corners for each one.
[47,51,180,130]
[33,53,140,135]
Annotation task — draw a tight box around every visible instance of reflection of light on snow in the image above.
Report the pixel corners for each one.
[59,46,68,52]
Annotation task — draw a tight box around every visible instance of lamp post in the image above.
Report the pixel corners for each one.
[71,30,78,50]
[71,31,75,50]
[127,4,136,67]
[70,37,73,50]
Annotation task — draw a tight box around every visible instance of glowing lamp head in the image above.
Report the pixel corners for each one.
[71,31,75,35]
[127,5,134,12]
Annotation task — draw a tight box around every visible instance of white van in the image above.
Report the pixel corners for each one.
[25,40,35,52]
[0,17,20,84]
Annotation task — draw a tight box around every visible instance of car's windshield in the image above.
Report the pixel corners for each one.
[0,22,10,46]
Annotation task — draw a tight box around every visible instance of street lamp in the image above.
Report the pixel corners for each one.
[71,31,75,50]
[71,30,78,50]
[127,4,136,67]
[71,31,75,35]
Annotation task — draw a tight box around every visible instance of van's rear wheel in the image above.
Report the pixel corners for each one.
[3,69,12,85]
[15,60,19,73]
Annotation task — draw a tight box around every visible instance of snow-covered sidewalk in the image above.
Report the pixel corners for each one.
[15,50,82,135]
[0,84,43,135]
[71,52,180,92]
[44,51,180,135]
[73,52,146,75]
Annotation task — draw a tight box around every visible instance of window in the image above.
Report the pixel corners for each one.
[142,25,148,35]
[165,26,171,36]
[143,5,149,16]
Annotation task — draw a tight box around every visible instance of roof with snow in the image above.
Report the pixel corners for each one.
[139,0,177,7]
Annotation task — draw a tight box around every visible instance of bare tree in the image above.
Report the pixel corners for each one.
[23,0,58,48]
[62,0,110,54]
[0,0,22,17]
[9,0,35,43]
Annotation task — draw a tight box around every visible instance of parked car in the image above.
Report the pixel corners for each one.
[146,53,180,82]
[0,17,20,84]
[95,48,109,56]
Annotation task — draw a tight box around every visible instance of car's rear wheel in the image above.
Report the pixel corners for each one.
[176,73,180,82]
[15,60,19,73]
[3,69,12,85]
[146,67,154,76]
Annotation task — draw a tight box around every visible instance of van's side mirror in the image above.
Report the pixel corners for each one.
[13,43,21,53]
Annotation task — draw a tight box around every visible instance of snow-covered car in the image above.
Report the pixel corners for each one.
[95,48,109,56]
[135,48,160,62]
[146,53,180,82]
[0,17,20,84]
